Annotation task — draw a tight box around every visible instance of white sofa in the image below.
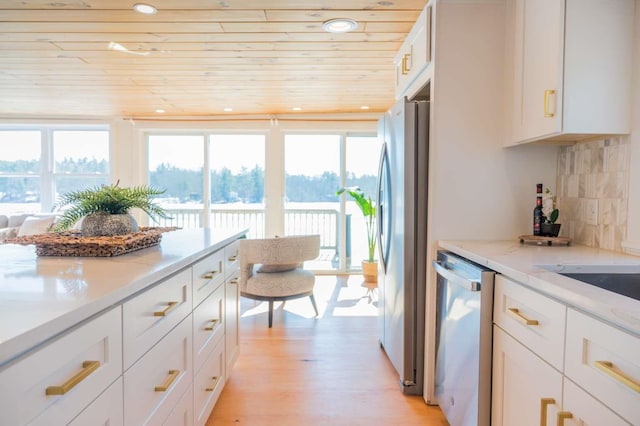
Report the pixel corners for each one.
[0,214,57,243]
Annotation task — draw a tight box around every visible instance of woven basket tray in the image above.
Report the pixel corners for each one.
[7,227,179,257]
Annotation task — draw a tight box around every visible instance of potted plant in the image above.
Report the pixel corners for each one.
[53,181,170,236]
[541,187,561,237]
[336,186,378,283]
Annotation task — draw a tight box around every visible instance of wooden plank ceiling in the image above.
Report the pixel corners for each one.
[0,0,426,119]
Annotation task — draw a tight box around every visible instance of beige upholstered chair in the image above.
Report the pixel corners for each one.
[239,235,320,328]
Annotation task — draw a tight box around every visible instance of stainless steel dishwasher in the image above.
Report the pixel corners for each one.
[432,250,496,426]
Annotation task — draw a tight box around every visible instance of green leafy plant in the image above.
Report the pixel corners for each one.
[336,186,377,263]
[53,182,170,232]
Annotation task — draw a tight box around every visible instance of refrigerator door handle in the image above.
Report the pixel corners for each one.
[432,260,481,291]
[377,142,391,272]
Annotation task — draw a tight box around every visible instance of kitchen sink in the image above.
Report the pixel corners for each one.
[537,264,640,301]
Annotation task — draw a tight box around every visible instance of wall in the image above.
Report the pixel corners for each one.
[556,136,630,251]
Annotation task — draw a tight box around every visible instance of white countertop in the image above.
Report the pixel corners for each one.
[0,228,247,367]
[438,240,640,337]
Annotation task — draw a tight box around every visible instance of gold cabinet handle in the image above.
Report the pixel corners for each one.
[205,319,219,331]
[205,376,220,392]
[228,254,238,262]
[401,53,411,75]
[203,270,219,279]
[544,89,556,118]
[507,308,539,325]
[45,360,100,396]
[155,370,180,392]
[539,398,555,426]
[229,277,239,284]
[153,301,179,317]
[556,411,572,426]
[595,360,640,393]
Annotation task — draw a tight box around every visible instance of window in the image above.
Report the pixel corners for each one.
[0,127,110,214]
[0,131,41,213]
[285,134,340,270]
[209,134,265,237]
[53,130,109,198]
[148,134,205,228]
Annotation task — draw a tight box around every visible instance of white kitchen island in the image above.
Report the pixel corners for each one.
[438,240,640,426]
[0,227,247,425]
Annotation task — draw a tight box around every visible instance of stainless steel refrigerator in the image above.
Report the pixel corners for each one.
[376,96,429,395]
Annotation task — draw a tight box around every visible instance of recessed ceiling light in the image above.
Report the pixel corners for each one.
[292,107,302,111]
[133,3,157,14]
[223,107,233,112]
[155,109,165,113]
[360,105,370,110]
[322,18,358,33]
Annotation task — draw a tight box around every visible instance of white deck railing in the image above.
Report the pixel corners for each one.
[158,207,339,252]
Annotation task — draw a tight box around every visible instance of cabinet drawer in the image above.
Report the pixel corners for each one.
[193,249,225,307]
[163,384,193,426]
[69,377,124,426]
[493,275,566,370]
[224,239,241,278]
[193,283,225,373]
[563,378,628,426]
[565,308,640,425]
[194,338,225,426]
[0,307,122,426]
[123,267,192,369]
[123,315,192,426]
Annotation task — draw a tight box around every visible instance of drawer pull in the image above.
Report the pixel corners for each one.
[539,398,555,426]
[594,360,640,392]
[45,360,100,396]
[544,89,556,118]
[229,277,239,284]
[507,308,539,326]
[153,301,178,317]
[155,370,180,392]
[228,254,238,262]
[205,319,219,331]
[205,376,220,392]
[203,270,219,279]
[556,411,572,426]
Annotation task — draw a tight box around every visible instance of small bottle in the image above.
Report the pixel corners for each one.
[533,196,544,236]
[533,184,544,236]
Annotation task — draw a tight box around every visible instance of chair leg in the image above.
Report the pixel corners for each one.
[309,294,319,316]
[268,300,274,328]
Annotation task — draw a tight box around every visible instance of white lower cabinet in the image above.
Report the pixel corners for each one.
[492,326,562,426]
[69,377,124,426]
[0,306,122,426]
[164,385,194,426]
[194,338,226,426]
[562,378,628,426]
[493,277,639,426]
[0,235,243,426]
[564,308,639,425]
[124,315,193,426]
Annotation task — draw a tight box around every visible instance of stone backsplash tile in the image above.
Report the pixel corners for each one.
[556,136,629,251]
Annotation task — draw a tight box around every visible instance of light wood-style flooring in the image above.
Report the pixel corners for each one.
[208,275,448,425]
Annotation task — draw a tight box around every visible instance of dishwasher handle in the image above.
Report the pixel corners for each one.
[432,260,481,291]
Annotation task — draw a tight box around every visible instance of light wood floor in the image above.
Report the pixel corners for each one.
[208,275,449,425]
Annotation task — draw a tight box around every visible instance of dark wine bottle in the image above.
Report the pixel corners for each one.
[533,184,544,236]
[533,196,544,236]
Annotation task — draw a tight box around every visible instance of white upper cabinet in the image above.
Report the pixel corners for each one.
[507,0,634,146]
[394,2,432,99]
